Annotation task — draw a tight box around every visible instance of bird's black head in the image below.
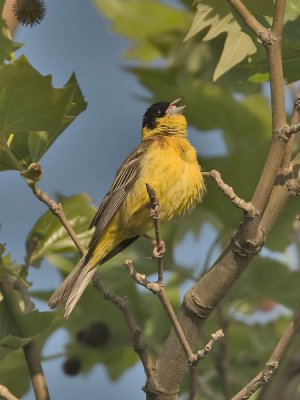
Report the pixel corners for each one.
[142,101,170,130]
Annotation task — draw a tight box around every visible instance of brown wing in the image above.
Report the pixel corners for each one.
[86,143,148,260]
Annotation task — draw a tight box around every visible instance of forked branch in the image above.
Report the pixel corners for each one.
[26,164,154,379]
[125,184,224,367]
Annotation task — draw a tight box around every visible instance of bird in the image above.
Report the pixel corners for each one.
[48,99,205,318]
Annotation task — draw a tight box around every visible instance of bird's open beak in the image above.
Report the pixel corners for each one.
[166,98,186,116]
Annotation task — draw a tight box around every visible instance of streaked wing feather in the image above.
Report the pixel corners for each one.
[87,144,147,258]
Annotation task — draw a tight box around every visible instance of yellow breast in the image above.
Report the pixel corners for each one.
[122,136,204,235]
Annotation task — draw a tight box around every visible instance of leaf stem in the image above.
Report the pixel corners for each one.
[0,138,23,171]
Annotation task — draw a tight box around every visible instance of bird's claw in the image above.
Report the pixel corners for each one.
[152,240,166,258]
[147,202,159,218]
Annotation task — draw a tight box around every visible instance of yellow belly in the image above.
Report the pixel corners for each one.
[121,136,204,236]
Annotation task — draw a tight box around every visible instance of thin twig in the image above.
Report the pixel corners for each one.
[226,0,270,43]
[30,185,85,256]
[231,307,300,400]
[145,183,164,282]
[202,170,257,216]
[281,92,300,168]
[159,286,196,364]
[145,184,196,363]
[92,276,154,377]
[188,331,224,400]
[124,259,160,294]
[275,122,300,141]
[0,385,19,400]
[126,185,225,367]
[194,330,224,363]
[123,259,195,363]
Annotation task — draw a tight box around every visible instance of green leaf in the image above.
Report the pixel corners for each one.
[0,288,54,360]
[0,244,29,285]
[0,57,87,171]
[27,73,87,163]
[94,0,190,62]
[214,30,256,81]
[184,1,257,80]
[0,0,23,64]
[0,350,30,397]
[27,194,96,265]
[0,56,73,135]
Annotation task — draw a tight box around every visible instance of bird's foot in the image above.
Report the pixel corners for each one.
[152,240,166,258]
[147,202,159,218]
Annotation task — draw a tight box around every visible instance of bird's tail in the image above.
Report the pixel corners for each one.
[48,256,97,319]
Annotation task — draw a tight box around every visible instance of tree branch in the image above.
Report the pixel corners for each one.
[193,330,224,363]
[281,93,300,168]
[124,258,196,364]
[92,276,154,378]
[226,0,270,43]
[29,184,86,256]
[203,170,257,216]
[231,306,300,400]
[250,0,286,215]
[145,183,164,281]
